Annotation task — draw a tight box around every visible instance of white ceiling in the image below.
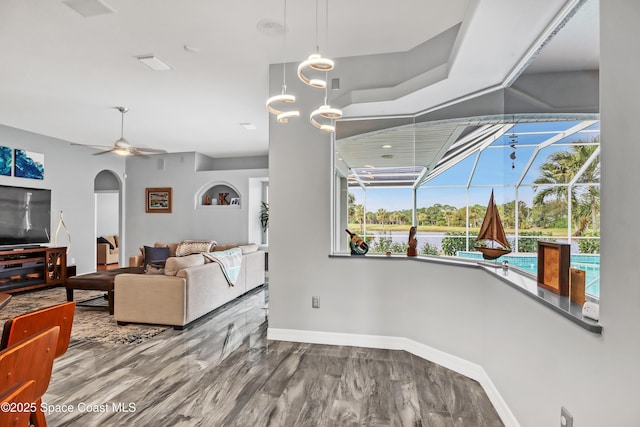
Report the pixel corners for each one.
[0,0,598,158]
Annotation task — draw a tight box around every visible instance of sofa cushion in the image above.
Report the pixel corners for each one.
[164,254,205,276]
[239,244,259,254]
[175,240,217,257]
[155,242,178,257]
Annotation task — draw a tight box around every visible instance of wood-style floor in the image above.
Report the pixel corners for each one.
[44,285,504,426]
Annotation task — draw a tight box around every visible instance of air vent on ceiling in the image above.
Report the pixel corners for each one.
[136,55,172,71]
[63,0,115,17]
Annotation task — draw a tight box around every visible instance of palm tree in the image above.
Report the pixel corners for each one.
[533,143,600,235]
[376,208,388,227]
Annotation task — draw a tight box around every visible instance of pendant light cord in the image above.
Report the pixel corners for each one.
[282,0,288,94]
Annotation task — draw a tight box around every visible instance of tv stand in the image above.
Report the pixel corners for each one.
[0,246,67,293]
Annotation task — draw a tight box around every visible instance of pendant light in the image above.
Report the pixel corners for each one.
[310,73,342,132]
[266,0,299,123]
[309,1,341,133]
[297,0,334,88]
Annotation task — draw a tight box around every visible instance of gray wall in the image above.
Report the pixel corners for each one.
[0,125,125,274]
[123,152,268,261]
[267,2,639,426]
[96,192,119,237]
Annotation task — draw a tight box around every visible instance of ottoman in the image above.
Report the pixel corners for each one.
[65,267,144,315]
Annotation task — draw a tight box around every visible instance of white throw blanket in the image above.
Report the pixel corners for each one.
[202,248,243,287]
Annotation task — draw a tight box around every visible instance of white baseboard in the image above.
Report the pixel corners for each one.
[267,327,520,427]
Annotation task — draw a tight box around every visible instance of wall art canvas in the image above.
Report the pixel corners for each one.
[0,146,11,176]
[14,149,44,180]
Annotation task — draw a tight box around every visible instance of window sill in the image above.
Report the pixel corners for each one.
[329,253,603,334]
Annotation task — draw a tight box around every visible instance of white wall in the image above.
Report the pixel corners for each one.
[123,152,268,260]
[267,2,640,425]
[95,192,119,237]
[0,125,125,274]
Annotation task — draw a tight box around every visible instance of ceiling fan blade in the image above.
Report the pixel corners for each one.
[132,146,167,154]
[92,149,115,156]
[71,143,114,149]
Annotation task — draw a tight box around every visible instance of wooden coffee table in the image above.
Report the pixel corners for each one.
[65,267,144,315]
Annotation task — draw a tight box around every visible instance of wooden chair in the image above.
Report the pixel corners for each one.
[0,380,36,427]
[0,302,75,426]
[0,327,59,427]
[0,301,75,358]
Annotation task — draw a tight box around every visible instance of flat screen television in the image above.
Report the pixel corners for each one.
[0,185,51,247]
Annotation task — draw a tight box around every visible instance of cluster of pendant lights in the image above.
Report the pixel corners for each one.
[265,0,342,132]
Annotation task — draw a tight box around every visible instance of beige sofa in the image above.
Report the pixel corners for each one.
[97,235,119,265]
[114,246,265,329]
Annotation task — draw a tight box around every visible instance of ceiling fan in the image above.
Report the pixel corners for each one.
[91,107,167,156]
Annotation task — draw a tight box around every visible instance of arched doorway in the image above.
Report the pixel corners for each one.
[94,170,122,270]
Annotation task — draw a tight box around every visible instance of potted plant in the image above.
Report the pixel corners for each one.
[259,201,269,232]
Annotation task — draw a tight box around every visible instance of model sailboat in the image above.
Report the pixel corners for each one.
[475,190,512,260]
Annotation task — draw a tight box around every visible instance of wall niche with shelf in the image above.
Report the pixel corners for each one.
[197,183,241,208]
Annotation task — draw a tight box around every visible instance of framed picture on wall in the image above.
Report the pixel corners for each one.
[146,187,172,213]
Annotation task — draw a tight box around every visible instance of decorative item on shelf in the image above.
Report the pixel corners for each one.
[230,198,240,206]
[218,193,229,205]
[204,194,211,205]
[53,211,71,254]
[345,229,368,255]
[537,241,570,296]
[570,267,586,305]
[475,190,512,260]
[407,226,417,257]
[145,187,172,213]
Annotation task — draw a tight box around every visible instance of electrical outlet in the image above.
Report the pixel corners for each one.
[312,296,320,309]
[561,407,573,427]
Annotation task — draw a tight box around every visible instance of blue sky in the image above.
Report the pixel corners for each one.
[348,120,600,212]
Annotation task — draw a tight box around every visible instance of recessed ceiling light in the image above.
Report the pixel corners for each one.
[382,144,392,149]
[136,55,172,71]
[364,164,375,168]
[257,19,285,37]
[240,123,256,130]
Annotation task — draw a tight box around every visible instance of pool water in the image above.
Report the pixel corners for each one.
[457,251,600,298]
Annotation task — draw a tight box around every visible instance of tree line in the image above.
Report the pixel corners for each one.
[348,143,600,236]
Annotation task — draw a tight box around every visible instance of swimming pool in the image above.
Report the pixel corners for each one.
[457,251,600,298]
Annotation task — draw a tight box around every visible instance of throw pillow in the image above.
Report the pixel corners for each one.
[175,240,217,257]
[143,245,170,271]
[97,236,114,250]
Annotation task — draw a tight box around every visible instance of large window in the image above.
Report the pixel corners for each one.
[334,115,600,297]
